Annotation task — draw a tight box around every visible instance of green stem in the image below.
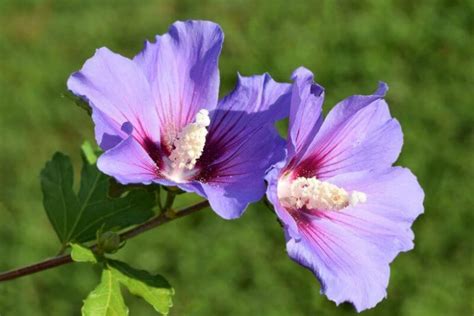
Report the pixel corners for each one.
[155,186,163,212]
[163,189,177,211]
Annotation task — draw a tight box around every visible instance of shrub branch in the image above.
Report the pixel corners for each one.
[0,200,209,282]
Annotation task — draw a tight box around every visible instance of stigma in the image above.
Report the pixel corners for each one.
[278,176,366,212]
[169,109,210,171]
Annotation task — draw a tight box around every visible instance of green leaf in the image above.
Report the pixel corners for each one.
[71,244,97,263]
[109,260,174,315]
[82,269,129,316]
[41,151,155,245]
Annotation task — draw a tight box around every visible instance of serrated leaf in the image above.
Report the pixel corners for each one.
[41,151,154,245]
[109,260,173,315]
[82,269,129,316]
[71,244,97,263]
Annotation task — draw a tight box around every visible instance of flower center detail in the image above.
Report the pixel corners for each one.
[278,176,366,211]
[169,109,210,171]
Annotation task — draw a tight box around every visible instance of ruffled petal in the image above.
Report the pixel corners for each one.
[97,136,158,185]
[287,67,324,161]
[67,47,160,148]
[133,20,223,149]
[296,82,402,179]
[195,73,290,218]
[283,167,424,311]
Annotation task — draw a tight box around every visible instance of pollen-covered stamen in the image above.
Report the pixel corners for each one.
[278,176,366,211]
[169,109,210,170]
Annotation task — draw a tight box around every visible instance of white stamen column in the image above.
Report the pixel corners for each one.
[278,176,366,211]
[169,109,210,170]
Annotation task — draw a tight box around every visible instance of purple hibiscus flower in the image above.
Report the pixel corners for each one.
[265,67,424,311]
[68,20,290,219]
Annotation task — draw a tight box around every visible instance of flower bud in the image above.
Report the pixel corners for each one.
[97,231,121,254]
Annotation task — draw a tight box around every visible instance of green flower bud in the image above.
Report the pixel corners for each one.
[97,231,121,254]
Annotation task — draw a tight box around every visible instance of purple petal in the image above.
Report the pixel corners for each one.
[133,20,223,150]
[216,73,291,119]
[194,73,290,218]
[197,125,285,218]
[91,108,127,150]
[287,67,324,161]
[328,166,425,226]
[287,220,390,312]
[296,82,402,179]
[284,167,424,311]
[97,136,158,185]
[201,179,266,219]
[68,47,160,149]
[177,182,206,197]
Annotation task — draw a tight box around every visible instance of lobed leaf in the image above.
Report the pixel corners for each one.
[82,269,129,316]
[109,260,174,315]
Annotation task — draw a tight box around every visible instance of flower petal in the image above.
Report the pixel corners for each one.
[91,108,128,150]
[176,182,206,197]
[201,179,265,219]
[97,136,158,185]
[133,20,223,148]
[195,73,290,218]
[328,166,424,226]
[283,167,424,311]
[216,73,291,119]
[68,47,160,148]
[288,67,324,161]
[296,82,402,179]
[287,219,389,312]
[197,125,285,218]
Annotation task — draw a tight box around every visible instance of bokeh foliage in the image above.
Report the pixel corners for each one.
[0,0,472,315]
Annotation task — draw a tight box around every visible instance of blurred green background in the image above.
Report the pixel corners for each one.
[0,0,473,315]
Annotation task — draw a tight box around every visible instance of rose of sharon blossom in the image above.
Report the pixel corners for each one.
[265,67,424,311]
[68,20,290,219]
